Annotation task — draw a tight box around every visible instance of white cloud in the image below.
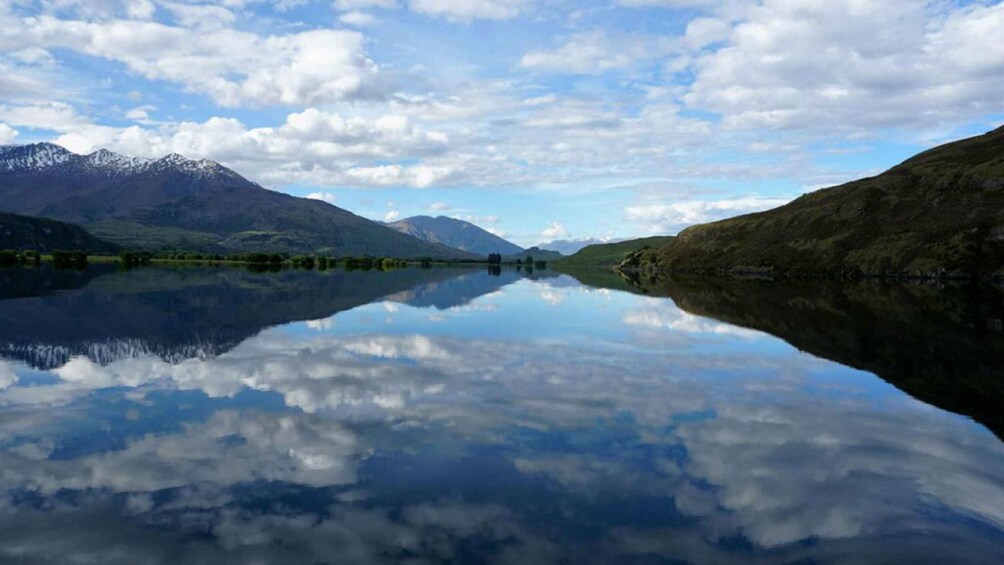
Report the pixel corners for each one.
[36,108,454,188]
[0,123,18,144]
[624,196,791,234]
[0,101,90,130]
[347,163,454,188]
[540,221,569,240]
[520,31,670,74]
[383,210,401,222]
[339,10,379,25]
[408,0,528,21]
[684,0,1004,132]
[7,16,381,107]
[162,2,236,30]
[428,202,451,211]
[459,214,499,225]
[683,17,730,50]
[617,0,717,7]
[334,0,398,9]
[306,192,337,204]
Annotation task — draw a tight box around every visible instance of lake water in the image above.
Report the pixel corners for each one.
[0,264,1003,564]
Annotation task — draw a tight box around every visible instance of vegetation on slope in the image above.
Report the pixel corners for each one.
[0,211,119,253]
[556,236,675,267]
[625,125,1004,278]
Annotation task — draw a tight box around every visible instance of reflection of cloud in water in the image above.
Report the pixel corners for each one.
[304,318,334,331]
[0,313,1001,561]
[3,410,360,494]
[0,360,17,389]
[676,398,1004,547]
[538,288,566,306]
[624,298,763,339]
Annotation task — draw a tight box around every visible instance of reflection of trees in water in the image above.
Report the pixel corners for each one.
[0,266,512,369]
[615,273,1004,439]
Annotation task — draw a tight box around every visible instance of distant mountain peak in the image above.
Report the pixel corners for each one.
[387,215,523,255]
[85,148,151,170]
[0,142,74,170]
[150,152,237,178]
[0,142,241,180]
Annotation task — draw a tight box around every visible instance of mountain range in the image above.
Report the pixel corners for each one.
[0,144,477,258]
[386,215,523,255]
[606,125,1004,279]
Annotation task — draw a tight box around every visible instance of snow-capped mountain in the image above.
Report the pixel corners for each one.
[0,143,234,179]
[0,143,478,257]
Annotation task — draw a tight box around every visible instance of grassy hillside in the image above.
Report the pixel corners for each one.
[0,212,119,253]
[627,125,1004,278]
[556,236,675,267]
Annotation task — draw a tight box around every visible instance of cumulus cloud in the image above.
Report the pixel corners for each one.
[4,15,382,107]
[383,209,401,222]
[684,0,1004,132]
[0,123,18,144]
[35,108,454,188]
[539,221,569,240]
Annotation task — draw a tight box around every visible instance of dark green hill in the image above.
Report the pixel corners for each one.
[556,236,675,267]
[504,246,563,262]
[0,211,118,253]
[628,125,1004,278]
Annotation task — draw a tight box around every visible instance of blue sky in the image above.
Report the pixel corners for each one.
[1,0,1002,246]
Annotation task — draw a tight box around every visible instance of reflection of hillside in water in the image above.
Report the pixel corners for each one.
[0,305,1001,564]
[0,265,528,369]
[600,271,1004,439]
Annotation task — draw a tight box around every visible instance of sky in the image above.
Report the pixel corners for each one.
[0,0,1002,247]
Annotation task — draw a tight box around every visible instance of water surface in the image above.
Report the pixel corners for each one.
[0,265,1002,564]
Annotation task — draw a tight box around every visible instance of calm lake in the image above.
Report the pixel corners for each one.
[0,264,1002,564]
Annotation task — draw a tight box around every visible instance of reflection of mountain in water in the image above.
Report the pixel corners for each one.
[0,265,517,369]
[612,272,1004,439]
[387,268,551,309]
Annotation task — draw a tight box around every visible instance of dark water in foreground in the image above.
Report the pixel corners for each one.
[0,264,1002,564]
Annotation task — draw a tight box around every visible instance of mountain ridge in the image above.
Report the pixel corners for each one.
[386,215,523,255]
[0,144,478,258]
